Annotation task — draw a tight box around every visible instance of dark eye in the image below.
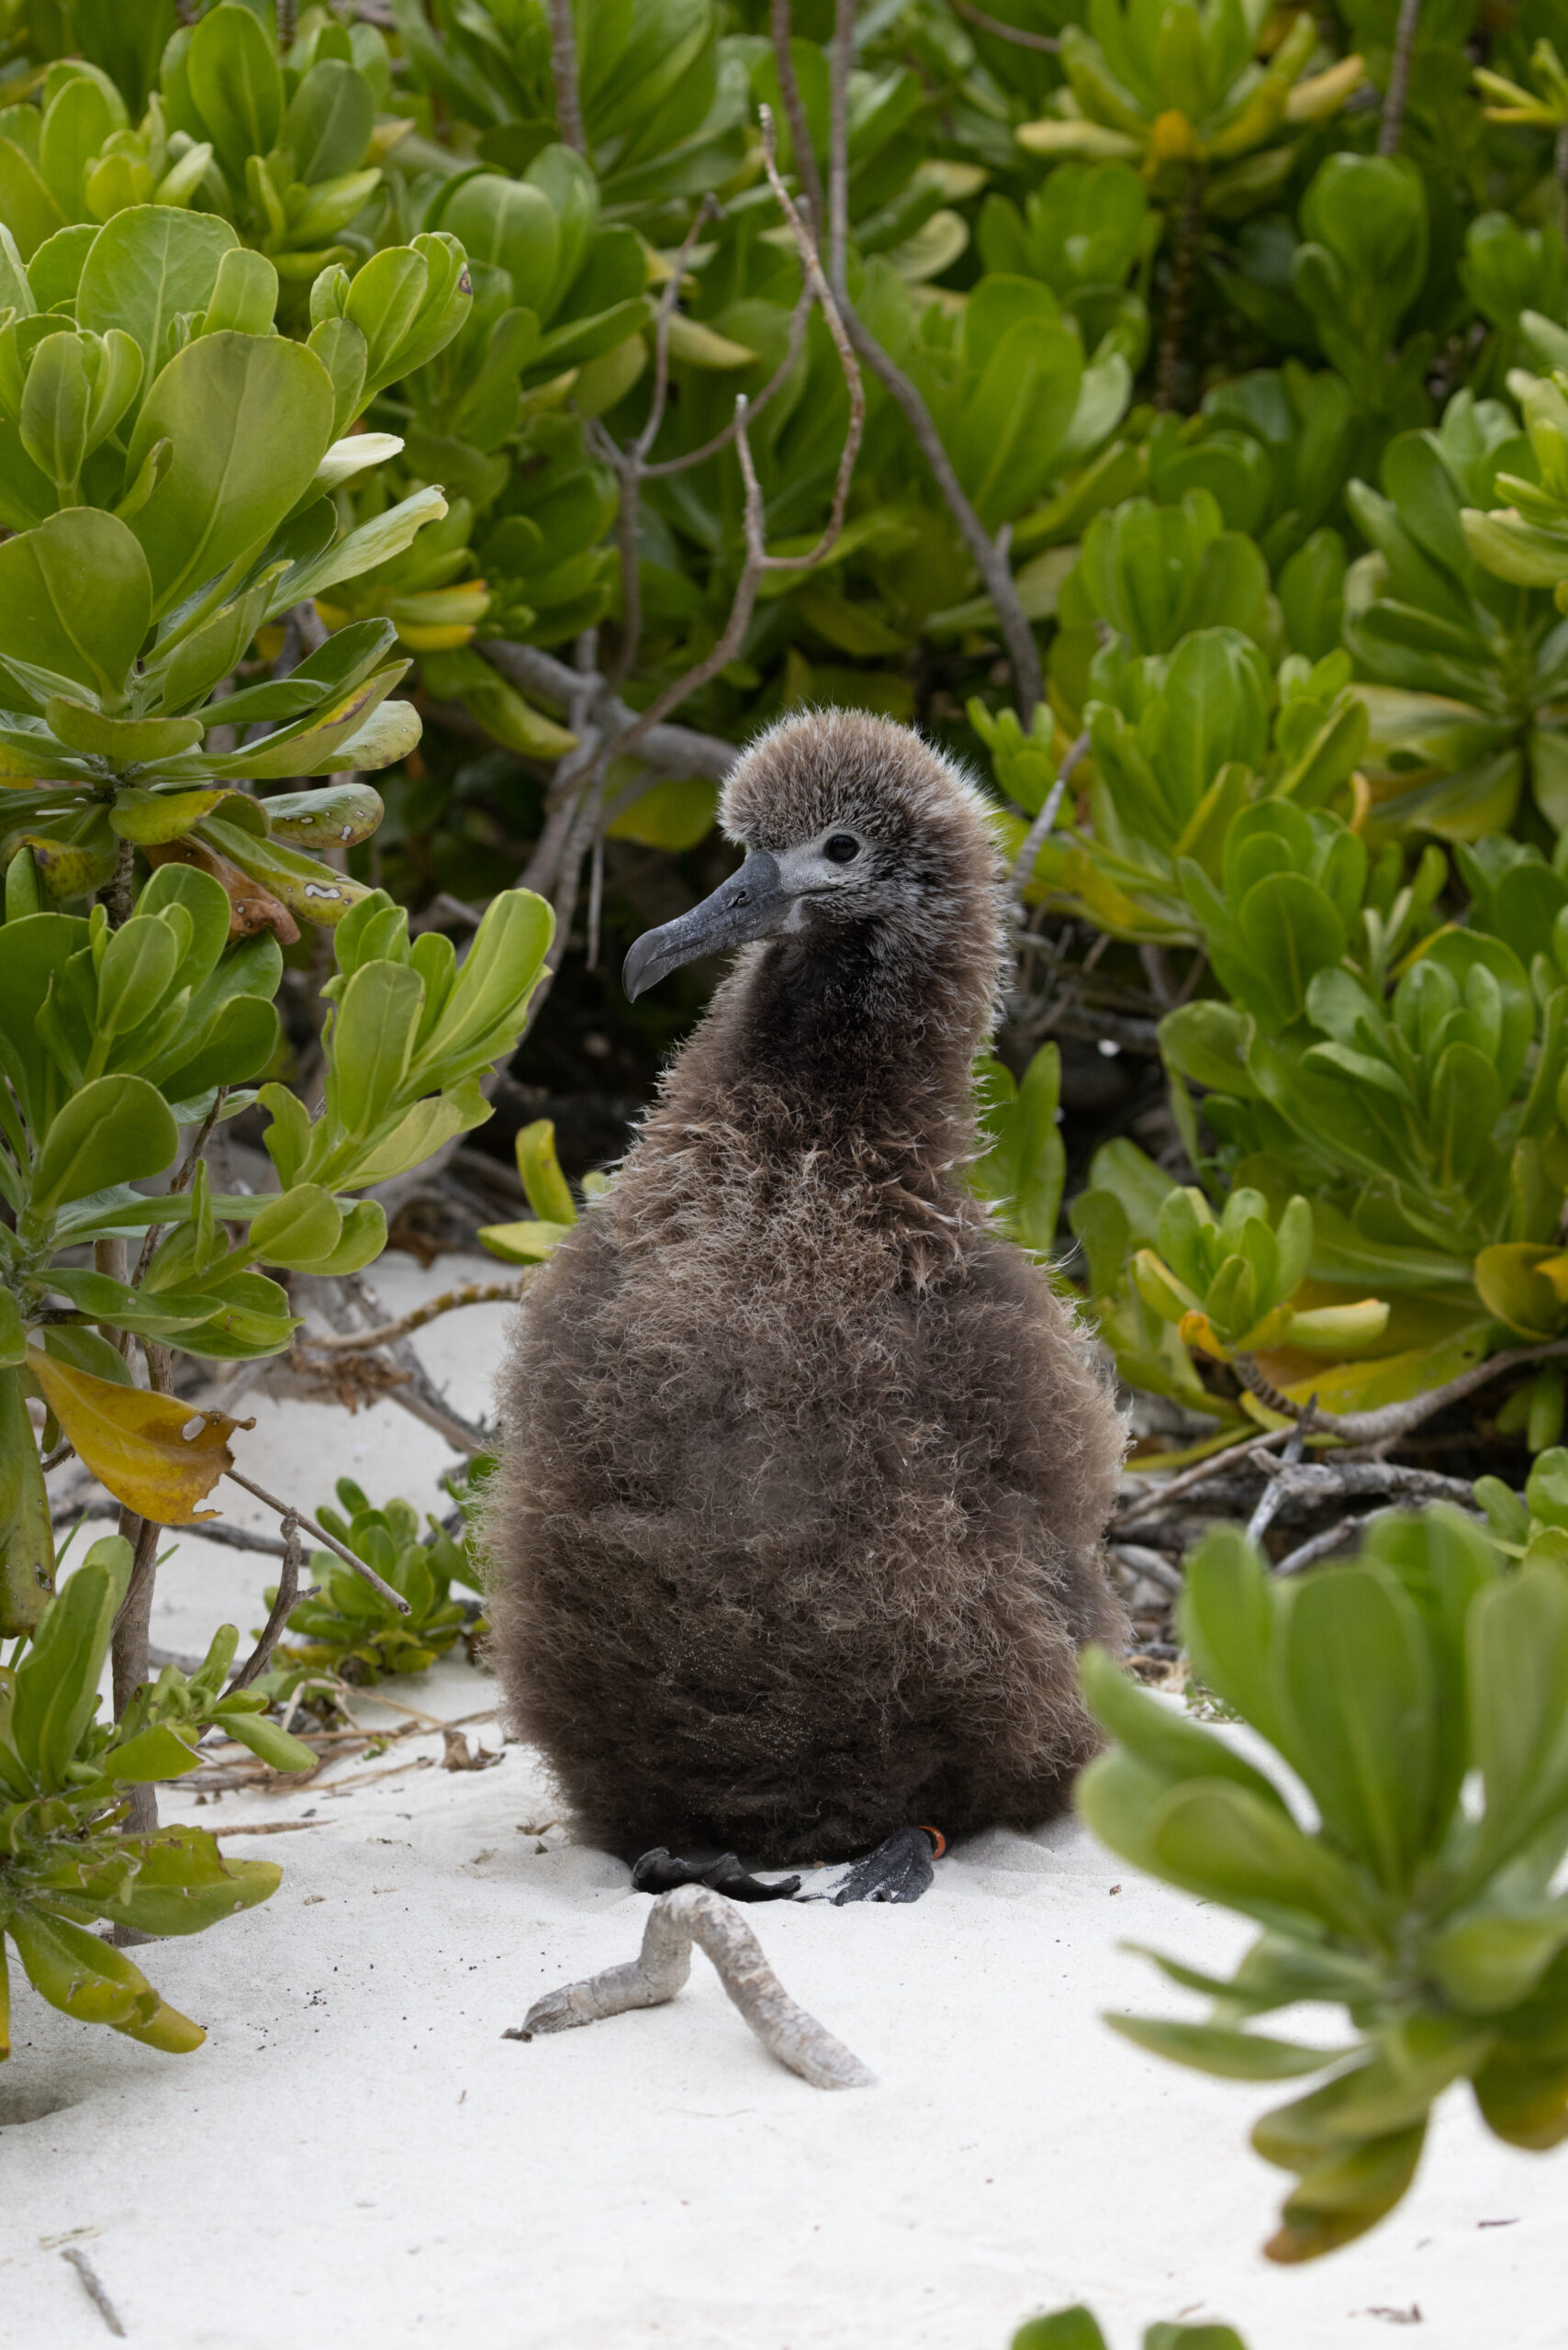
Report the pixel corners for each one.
[823,834,859,864]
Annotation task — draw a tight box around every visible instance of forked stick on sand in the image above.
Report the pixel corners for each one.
[506,1886,876,2089]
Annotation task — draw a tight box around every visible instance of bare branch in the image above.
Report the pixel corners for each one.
[768,0,826,229]
[595,106,865,775]
[478,640,739,781]
[62,2248,126,2340]
[222,1469,413,1614]
[829,0,852,298]
[769,0,1042,715]
[603,197,723,692]
[641,285,812,478]
[1234,1337,1568,1449]
[1010,730,1087,899]
[225,1512,304,1693]
[132,1086,230,1287]
[546,0,587,155]
[306,1275,533,1351]
[510,1884,876,2088]
[1378,0,1422,155]
[1115,1426,1294,1528]
[948,0,1059,51]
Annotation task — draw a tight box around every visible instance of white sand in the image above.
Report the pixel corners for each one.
[2,1257,1556,2349]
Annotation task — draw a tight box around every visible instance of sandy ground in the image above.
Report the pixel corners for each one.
[1,1256,1557,2350]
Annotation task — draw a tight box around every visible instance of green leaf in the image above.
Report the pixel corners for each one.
[243,1182,342,1269]
[0,1365,54,1639]
[515,1118,576,1225]
[186,0,285,187]
[207,1704,317,1773]
[1080,1644,1289,1811]
[28,1075,178,1216]
[1153,1779,1373,1942]
[125,332,335,619]
[0,507,152,703]
[324,960,422,1139]
[10,1550,124,1787]
[1425,1907,1568,2014]
[106,1721,202,1783]
[1105,2014,1348,2079]
[1467,1566,1568,1880]
[1010,2313,1108,2350]
[1275,1566,1435,1891]
[112,1823,281,1935]
[75,203,238,374]
[45,699,203,765]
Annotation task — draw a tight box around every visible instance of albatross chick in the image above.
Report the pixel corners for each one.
[487,710,1126,1902]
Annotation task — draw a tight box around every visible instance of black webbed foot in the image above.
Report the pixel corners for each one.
[831,1825,938,1905]
[631,1846,801,1902]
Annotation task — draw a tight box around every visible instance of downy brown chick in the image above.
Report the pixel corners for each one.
[486,710,1126,1902]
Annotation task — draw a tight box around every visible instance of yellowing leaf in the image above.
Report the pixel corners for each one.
[664,315,757,369]
[478,1218,573,1263]
[25,1348,248,1525]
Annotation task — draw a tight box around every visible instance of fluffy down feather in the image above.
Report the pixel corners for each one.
[485,711,1126,1862]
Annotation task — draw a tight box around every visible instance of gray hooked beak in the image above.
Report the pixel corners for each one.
[622,848,791,1000]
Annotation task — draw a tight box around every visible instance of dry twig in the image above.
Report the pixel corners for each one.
[1378,0,1422,155]
[1010,729,1088,899]
[510,1884,876,2088]
[305,1275,532,1351]
[62,2248,126,2339]
[222,1471,411,1614]
[767,0,1044,716]
[225,1513,305,1694]
[948,0,1059,50]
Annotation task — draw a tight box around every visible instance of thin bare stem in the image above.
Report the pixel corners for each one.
[948,0,1059,50]
[1155,169,1205,412]
[604,197,722,690]
[1238,1337,1568,1449]
[511,1884,876,2089]
[1010,730,1087,899]
[225,1512,303,1693]
[1115,1426,1294,1528]
[276,0,297,51]
[768,0,826,228]
[828,0,852,298]
[131,1087,229,1288]
[597,108,864,774]
[306,1276,533,1351]
[61,2248,126,2339]
[642,286,812,479]
[546,0,587,155]
[1378,0,1422,156]
[222,1471,412,1613]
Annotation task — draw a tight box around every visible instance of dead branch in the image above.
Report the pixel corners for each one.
[304,1275,532,1351]
[1010,729,1088,899]
[62,2248,126,2339]
[1378,0,1422,155]
[510,1884,876,2089]
[602,196,723,691]
[1234,1337,1568,1449]
[777,0,1042,719]
[225,1513,304,1694]
[546,0,587,155]
[222,1470,412,1614]
[948,0,1059,50]
[1115,1426,1294,1528]
[595,106,866,777]
[1108,1540,1184,1595]
[477,639,739,781]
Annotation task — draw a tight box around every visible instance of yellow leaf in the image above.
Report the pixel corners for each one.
[664,315,758,370]
[1148,110,1202,166]
[477,1219,574,1263]
[26,1349,249,1526]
